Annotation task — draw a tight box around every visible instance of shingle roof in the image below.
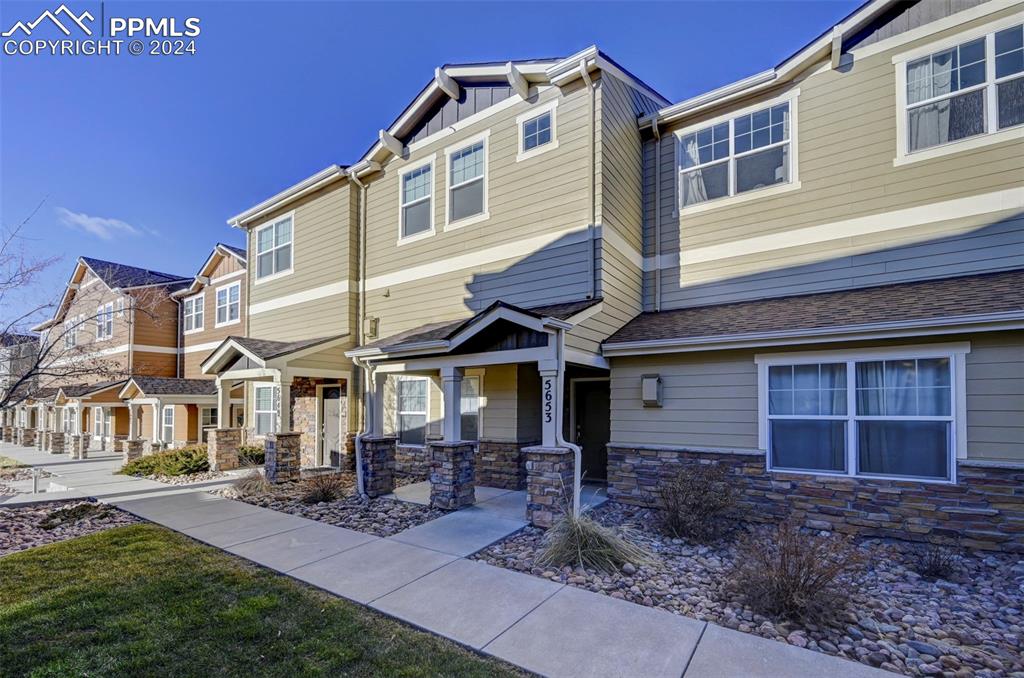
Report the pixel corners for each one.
[27,387,60,402]
[80,257,189,290]
[362,298,602,352]
[219,243,247,260]
[232,334,345,361]
[126,377,217,396]
[0,333,36,347]
[59,379,128,398]
[604,270,1024,347]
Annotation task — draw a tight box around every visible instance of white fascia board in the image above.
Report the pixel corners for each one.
[601,313,1024,357]
[200,339,266,374]
[227,165,346,227]
[546,45,599,83]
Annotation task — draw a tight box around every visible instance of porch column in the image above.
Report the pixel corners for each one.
[127,404,138,439]
[216,379,231,428]
[274,373,291,432]
[371,371,386,436]
[151,400,163,446]
[440,366,463,442]
[538,362,559,448]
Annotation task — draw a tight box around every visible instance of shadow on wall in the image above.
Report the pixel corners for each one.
[647,212,1024,311]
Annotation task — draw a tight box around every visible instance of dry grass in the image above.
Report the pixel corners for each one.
[659,463,738,542]
[914,541,962,580]
[537,511,654,573]
[299,473,348,504]
[232,469,272,498]
[731,519,866,622]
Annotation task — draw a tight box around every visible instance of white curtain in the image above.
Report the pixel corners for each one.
[681,136,708,205]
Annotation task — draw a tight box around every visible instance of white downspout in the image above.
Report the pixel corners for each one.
[350,169,370,497]
[553,327,582,518]
[579,58,597,301]
[652,124,662,312]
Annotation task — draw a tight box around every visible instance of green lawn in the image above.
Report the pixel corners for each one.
[0,524,522,677]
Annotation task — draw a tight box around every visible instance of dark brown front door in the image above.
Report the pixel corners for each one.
[574,380,610,482]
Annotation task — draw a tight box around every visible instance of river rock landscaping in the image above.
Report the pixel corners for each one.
[474,501,1024,677]
[218,472,445,537]
[141,470,229,486]
[0,500,141,557]
[0,463,53,495]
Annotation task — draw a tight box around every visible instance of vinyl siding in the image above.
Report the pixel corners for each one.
[647,2,1024,311]
[609,330,1024,462]
[131,351,177,378]
[182,253,247,379]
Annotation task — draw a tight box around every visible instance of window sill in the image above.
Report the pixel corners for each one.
[893,125,1024,166]
[768,467,956,485]
[679,181,802,217]
[444,211,490,232]
[214,319,241,329]
[253,269,294,285]
[183,328,205,336]
[516,140,559,163]
[396,229,436,247]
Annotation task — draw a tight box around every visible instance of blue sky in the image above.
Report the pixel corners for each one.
[0,0,861,320]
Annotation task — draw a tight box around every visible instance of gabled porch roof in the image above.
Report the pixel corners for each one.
[201,333,349,375]
[118,376,217,400]
[55,379,129,405]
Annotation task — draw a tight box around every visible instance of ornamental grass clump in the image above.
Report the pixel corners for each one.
[120,446,209,477]
[914,541,962,580]
[233,469,272,498]
[537,511,654,574]
[731,519,866,622]
[299,473,348,504]
[659,462,738,542]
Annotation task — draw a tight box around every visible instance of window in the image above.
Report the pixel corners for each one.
[63,317,77,348]
[215,282,240,326]
[902,24,1024,155]
[201,407,217,441]
[760,349,961,482]
[254,385,277,435]
[461,375,481,441]
[183,294,204,332]
[255,214,293,280]
[92,406,110,438]
[679,100,793,208]
[517,101,559,161]
[524,112,552,151]
[400,161,433,239]
[115,297,125,318]
[397,376,428,445]
[95,302,114,340]
[162,406,174,442]
[448,140,486,224]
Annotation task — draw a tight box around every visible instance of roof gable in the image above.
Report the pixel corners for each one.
[175,243,247,296]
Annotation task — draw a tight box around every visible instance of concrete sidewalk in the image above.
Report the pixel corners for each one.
[2,441,885,678]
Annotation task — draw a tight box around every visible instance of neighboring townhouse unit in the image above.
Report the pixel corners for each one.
[118,243,248,450]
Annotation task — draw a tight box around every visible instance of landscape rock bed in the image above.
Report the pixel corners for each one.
[0,465,54,495]
[473,502,1024,677]
[0,500,141,557]
[219,472,445,537]
[142,471,229,486]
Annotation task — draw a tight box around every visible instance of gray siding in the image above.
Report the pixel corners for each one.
[405,84,514,144]
[846,0,989,50]
[966,331,1024,460]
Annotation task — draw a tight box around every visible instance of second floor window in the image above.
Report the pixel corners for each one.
[523,112,552,152]
[401,162,433,239]
[216,282,240,326]
[63,316,79,348]
[95,303,114,340]
[256,215,293,279]
[448,140,486,224]
[904,24,1024,154]
[183,294,204,332]
[679,101,792,208]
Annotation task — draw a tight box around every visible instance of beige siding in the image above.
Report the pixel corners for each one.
[610,331,1024,462]
[648,3,1024,311]
[131,351,177,378]
[182,252,248,379]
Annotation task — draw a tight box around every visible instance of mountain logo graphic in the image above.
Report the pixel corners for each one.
[2,4,95,37]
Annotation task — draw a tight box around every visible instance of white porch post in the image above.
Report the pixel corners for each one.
[538,361,559,448]
[74,403,82,434]
[371,371,385,436]
[274,372,291,433]
[441,366,464,441]
[152,400,163,442]
[127,403,138,439]
[216,379,231,428]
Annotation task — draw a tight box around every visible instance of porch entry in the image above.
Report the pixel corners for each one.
[320,386,343,467]
[572,378,610,482]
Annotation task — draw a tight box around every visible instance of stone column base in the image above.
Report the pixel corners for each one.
[525,446,574,528]
[2,426,12,443]
[265,432,301,483]
[477,440,533,490]
[341,432,357,471]
[208,428,241,471]
[47,432,66,455]
[360,436,396,498]
[36,431,47,451]
[429,441,476,510]
[120,439,145,465]
[68,434,88,460]
[22,428,37,448]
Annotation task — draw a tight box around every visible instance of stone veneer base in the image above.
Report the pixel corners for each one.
[477,440,533,490]
[429,442,476,510]
[265,432,301,484]
[524,446,574,528]
[607,445,1024,553]
[361,436,396,498]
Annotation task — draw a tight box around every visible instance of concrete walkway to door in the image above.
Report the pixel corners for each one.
[2,441,886,678]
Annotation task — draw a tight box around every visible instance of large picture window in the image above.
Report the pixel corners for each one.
[679,100,793,208]
[400,161,433,239]
[255,215,293,280]
[903,23,1024,154]
[397,376,428,446]
[254,385,277,435]
[760,349,961,482]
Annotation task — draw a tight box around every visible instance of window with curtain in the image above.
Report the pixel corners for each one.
[679,101,792,208]
[183,294,204,331]
[461,376,481,441]
[255,215,293,279]
[401,163,433,238]
[449,141,486,223]
[765,354,955,482]
[397,377,428,445]
[904,24,1024,154]
[254,386,277,435]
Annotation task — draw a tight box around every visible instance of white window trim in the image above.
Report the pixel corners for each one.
[755,342,970,485]
[162,405,175,442]
[254,384,277,436]
[675,89,801,216]
[397,153,437,246]
[182,293,205,335]
[461,373,483,441]
[396,375,430,447]
[253,211,295,284]
[892,13,1024,166]
[516,100,559,162]
[95,302,114,341]
[444,130,491,230]
[214,281,241,328]
[200,406,217,429]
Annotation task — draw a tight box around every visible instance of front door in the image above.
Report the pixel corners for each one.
[321,387,342,467]
[574,379,610,482]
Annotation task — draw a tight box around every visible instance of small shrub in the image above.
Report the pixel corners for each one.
[659,463,738,542]
[121,446,209,477]
[538,512,654,573]
[731,519,866,622]
[233,469,271,498]
[300,473,347,504]
[914,542,961,580]
[238,445,265,467]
